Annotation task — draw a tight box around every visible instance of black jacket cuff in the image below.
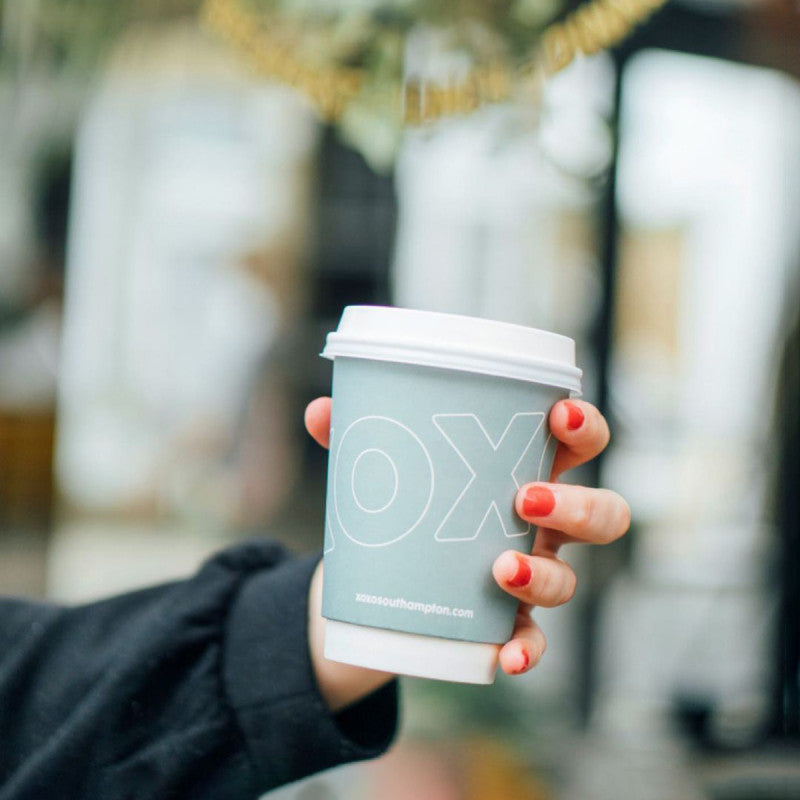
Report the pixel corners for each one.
[223,552,399,792]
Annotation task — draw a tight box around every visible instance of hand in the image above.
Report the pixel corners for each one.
[304,396,629,708]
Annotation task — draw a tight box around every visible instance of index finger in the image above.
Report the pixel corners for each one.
[548,399,611,479]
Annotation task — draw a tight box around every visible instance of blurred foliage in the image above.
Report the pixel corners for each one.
[0,0,562,77]
[0,0,564,168]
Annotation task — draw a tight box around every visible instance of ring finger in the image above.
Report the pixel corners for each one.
[492,550,577,608]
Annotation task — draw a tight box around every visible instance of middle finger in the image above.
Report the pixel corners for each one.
[514,482,631,546]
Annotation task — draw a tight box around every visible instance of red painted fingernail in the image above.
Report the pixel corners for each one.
[522,486,555,518]
[516,650,530,673]
[565,401,584,430]
[507,555,531,587]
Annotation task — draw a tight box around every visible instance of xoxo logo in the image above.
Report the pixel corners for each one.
[330,412,551,549]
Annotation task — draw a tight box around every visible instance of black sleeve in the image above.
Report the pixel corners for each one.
[0,541,399,800]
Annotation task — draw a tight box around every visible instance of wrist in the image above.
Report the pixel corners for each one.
[308,560,395,712]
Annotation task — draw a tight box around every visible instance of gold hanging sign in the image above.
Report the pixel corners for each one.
[200,0,669,125]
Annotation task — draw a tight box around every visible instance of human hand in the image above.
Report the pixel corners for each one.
[304,396,629,707]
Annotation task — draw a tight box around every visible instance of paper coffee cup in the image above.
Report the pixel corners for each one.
[320,306,582,683]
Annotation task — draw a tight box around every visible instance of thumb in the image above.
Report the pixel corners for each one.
[304,397,332,449]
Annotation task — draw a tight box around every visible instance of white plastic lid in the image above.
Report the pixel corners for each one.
[324,619,499,684]
[322,306,582,394]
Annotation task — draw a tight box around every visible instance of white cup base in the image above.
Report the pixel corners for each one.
[324,619,499,684]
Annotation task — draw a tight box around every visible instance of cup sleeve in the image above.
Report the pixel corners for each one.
[223,551,399,793]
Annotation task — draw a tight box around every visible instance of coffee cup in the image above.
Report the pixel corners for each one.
[320,306,582,683]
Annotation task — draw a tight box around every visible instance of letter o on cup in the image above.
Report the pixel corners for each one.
[333,416,434,547]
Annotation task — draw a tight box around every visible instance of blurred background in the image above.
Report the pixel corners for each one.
[1,0,799,798]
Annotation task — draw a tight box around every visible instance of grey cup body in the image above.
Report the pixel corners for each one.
[322,357,567,644]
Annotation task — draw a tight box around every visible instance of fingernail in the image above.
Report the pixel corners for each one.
[522,485,555,518]
[515,650,530,673]
[507,554,531,587]
[564,401,584,430]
